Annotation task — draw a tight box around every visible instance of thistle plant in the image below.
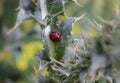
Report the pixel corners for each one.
[6,0,120,83]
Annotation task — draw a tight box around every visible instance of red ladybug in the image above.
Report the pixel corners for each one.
[49,31,61,42]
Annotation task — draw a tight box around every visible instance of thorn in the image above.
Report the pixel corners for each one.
[6,24,20,36]
[16,7,20,11]
[73,0,83,7]
[77,12,86,21]
[92,19,103,30]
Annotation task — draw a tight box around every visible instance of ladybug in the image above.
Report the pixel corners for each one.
[49,31,61,42]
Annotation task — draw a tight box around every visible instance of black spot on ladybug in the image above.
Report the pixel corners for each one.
[49,31,61,42]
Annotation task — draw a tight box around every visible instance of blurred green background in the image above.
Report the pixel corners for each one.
[0,0,120,83]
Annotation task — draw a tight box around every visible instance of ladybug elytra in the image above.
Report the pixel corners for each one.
[49,31,60,42]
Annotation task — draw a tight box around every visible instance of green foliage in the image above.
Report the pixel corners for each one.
[1,0,120,83]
